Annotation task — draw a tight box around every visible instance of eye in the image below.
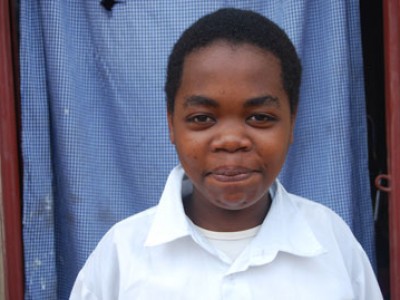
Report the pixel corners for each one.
[247,114,277,126]
[191,115,214,123]
[186,114,216,127]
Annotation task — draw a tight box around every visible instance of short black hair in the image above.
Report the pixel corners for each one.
[165,8,302,115]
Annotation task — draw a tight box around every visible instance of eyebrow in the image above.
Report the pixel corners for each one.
[182,94,280,109]
[183,95,219,108]
[243,95,280,108]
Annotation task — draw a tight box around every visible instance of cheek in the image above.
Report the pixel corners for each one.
[178,149,199,163]
[259,134,291,163]
[175,139,201,162]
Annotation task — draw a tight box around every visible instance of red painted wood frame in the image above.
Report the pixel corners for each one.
[0,0,24,299]
[383,0,400,299]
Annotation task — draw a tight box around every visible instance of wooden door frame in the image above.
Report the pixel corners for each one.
[0,0,24,299]
[383,0,400,299]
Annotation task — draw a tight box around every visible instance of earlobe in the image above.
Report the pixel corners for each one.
[167,114,175,144]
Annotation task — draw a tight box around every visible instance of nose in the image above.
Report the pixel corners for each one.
[210,121,252,153]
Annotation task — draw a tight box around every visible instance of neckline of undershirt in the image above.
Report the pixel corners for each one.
[194,224,261,241]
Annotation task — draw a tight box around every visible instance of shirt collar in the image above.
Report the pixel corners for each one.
[248,181,326,261]
[144,165,191,246]
[145,165,326,260]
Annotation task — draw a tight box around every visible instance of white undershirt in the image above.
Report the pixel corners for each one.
[194,225,261,262]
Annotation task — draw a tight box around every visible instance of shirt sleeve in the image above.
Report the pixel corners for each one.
[69,228,121,300]
[352,242,383,300]
[321,205,383,299]
[69,271,100,300]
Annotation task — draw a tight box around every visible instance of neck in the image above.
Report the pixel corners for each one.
[183,193,271,232]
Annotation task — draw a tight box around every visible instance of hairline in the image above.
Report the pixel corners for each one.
[168,39,290,115]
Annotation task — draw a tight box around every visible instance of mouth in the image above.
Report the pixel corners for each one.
[207,166,256,183]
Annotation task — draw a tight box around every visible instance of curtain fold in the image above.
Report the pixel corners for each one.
[20,1,374,299]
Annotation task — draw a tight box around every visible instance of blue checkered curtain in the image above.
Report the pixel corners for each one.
[20,1,374,299]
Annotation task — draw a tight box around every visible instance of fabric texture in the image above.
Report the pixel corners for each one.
[69,165,382,300]
[20,1,374,299]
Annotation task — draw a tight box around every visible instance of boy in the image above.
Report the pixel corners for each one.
[70,8,382,299]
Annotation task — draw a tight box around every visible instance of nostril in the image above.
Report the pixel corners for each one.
[211,134,252,153]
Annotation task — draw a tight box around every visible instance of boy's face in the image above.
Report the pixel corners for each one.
[168,41,296,229]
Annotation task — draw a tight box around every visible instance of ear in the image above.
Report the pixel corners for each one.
[167,113,175,144]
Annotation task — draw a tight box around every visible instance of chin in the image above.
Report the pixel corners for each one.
[216,198,252,210]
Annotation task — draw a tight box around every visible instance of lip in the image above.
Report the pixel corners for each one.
[207,166,256,183]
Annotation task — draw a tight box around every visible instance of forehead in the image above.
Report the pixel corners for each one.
[178,41,286,100]
[186,40,280,70]
[181,41,282,83]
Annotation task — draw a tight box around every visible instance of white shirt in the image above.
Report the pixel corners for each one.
[70,165,382,300]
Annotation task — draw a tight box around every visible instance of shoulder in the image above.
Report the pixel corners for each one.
[287,191,358,248]
[88,204,159,261]
[273,182,361,257]
[285,190,382,291]
[70,206,158,299]
[100,205,158,252]
[285,190,382,296]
